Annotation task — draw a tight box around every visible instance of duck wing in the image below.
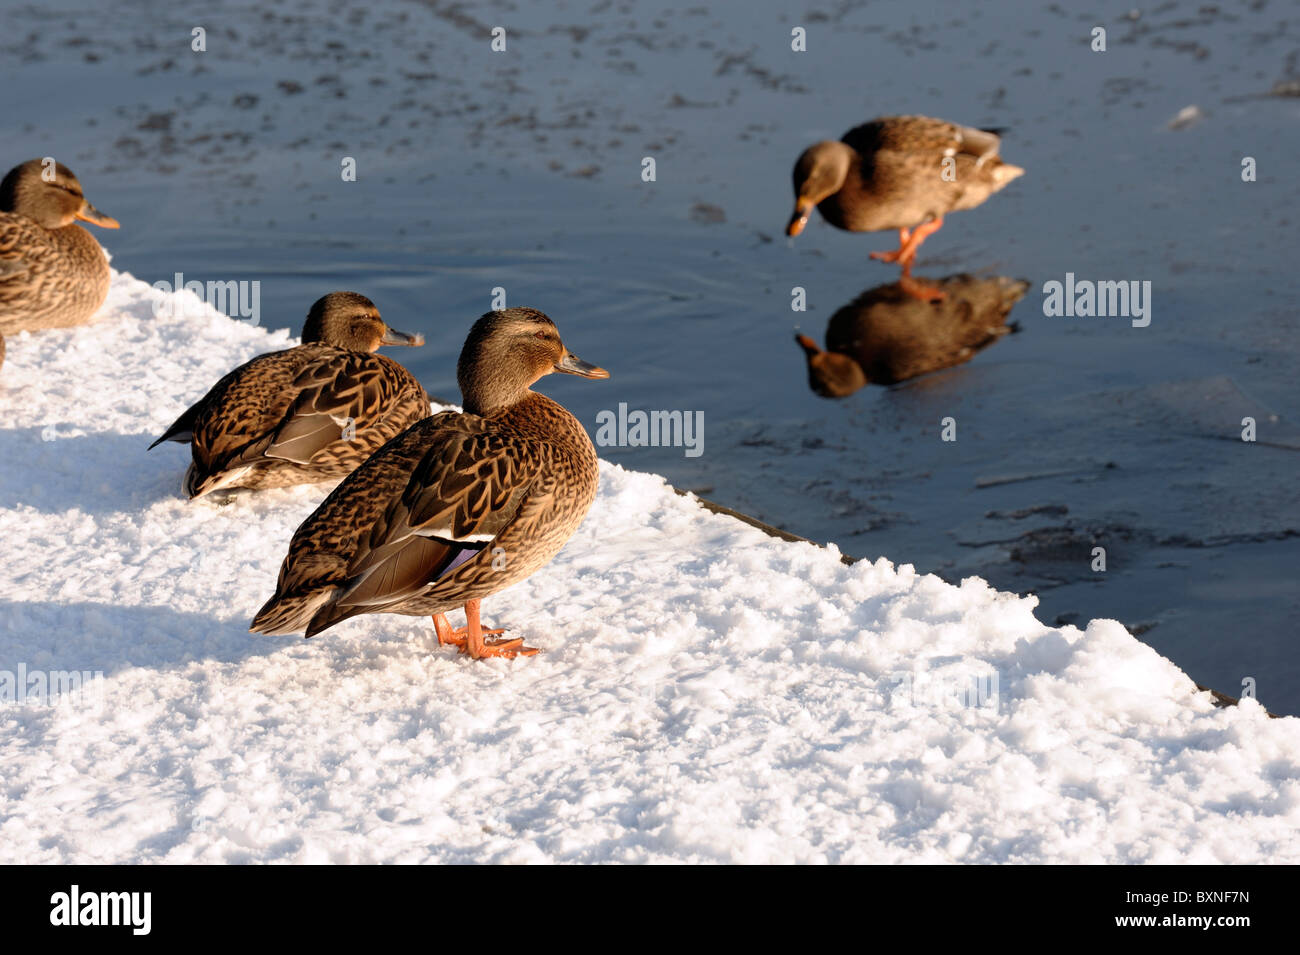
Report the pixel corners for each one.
[0,215,35,277]
[843,116,1004,164]
[321,419,545,622]
[261,351,424,465]
[0,215,41,329]
[167,345,420,488]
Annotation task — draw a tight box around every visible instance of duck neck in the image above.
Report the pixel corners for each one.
[805,142,854,204]
[459,370,537,416]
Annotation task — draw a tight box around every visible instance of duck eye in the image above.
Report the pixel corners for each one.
[534,330,548,340]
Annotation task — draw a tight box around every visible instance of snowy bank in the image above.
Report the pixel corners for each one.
[0,272,1297,864]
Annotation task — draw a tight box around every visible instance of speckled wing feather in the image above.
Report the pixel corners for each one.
[0,216,110,333]
[162,344,426,485]
[0,216,41,328]
[328,419,544,614]
[262,351,421,465]
[3,217,64,328]
[842,116,1002,164]
[834,116,1020,226]
[0,227,31,276]
[250,391,597,638]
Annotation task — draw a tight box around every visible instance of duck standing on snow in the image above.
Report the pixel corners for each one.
[795,274,1029,397]
[251,307,608,660]
[0,159,120,363]
[149,291,429,498]
[786,116,1023,300]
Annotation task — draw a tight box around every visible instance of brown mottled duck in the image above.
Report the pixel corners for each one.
[149,291,429,498]
[0,159,120,349]
[250,307,609,660]
[786,116,1023,300]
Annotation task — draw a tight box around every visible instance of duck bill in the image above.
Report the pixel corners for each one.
[75,202,120,229]
[786,200,812,237]
[554,352,609,379]
[380,327,424,347]
[794,333,822,357]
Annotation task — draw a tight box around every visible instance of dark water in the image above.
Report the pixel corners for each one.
[3,0,1297,710]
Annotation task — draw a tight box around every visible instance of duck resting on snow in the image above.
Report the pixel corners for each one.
[149,291,428,498]
[0,158,120,365]
[250,307,609,660]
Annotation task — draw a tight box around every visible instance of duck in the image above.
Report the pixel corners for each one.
[149,291,429,498]
[795,274,1029,397]
[0,159,119,339]
[250,307,609,659]
[786,116,1023,301]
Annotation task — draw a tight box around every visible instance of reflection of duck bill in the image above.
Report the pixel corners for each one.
[797,274,1030,398]
[794,333,866,398]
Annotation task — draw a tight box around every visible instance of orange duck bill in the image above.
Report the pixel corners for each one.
[554,351,609,378]
[380,326,424,346]
[75,201,119,229]
[786,199,814,237]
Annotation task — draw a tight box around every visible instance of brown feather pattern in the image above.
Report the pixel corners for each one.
[158,343,429,497]
[251,391,599,637]
[798,115,1024,233]
[0,217,110,334]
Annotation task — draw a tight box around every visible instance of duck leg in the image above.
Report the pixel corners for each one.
[432,598,539,659]
[869,227,911,264]
[870,217,944,267]
[870,217,947,302]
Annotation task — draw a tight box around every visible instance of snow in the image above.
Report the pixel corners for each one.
[1,272,1297,864]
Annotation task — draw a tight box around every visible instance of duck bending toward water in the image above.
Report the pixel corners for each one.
[0,159,120,363]
[251,307,609,660]
[786,116,1023,301]
[149,291,428,498]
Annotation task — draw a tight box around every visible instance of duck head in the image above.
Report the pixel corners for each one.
[301,291,424,352]
[458,307,609,414]
[787,141,853,237]
[795,333,868,398]
[0,159,119,231]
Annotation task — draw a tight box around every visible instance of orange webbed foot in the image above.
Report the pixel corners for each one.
[871,220,944,276]
[431,601,539,660]
[432,614,505,647]
[466,636,540,659]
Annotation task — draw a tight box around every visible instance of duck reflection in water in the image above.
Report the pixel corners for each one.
[795,274,1029,398]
